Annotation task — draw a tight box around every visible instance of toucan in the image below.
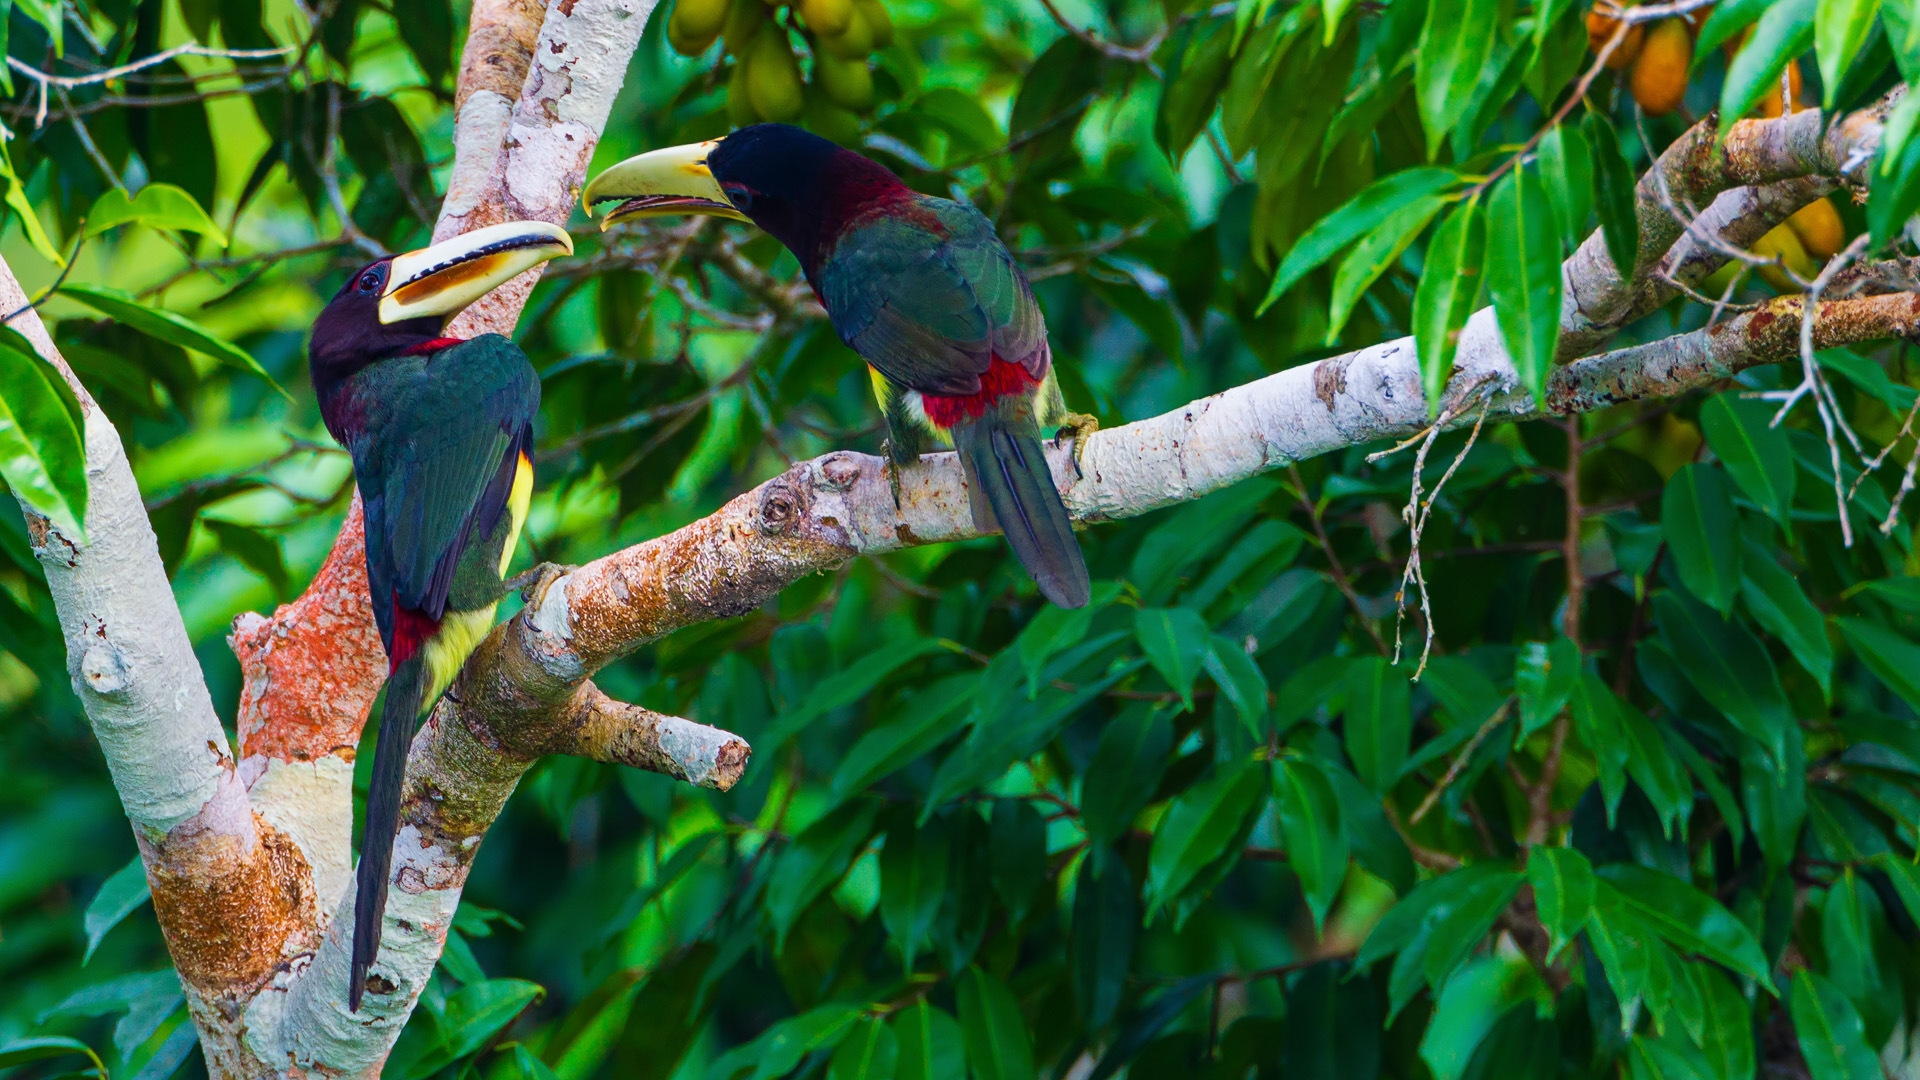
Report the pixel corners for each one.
[307,220,573,1010]
[582,124,1094,608]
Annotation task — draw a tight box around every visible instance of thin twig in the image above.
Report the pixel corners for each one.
[1410,700,1514,825]
[8,43,291,128]
[1033,0,1168,67]
[1470,19,1630,198]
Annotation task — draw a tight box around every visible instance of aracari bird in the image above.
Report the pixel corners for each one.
[582,123,1093,608]
[307,220,572,1010]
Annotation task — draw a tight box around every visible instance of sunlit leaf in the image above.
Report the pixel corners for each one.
[60,284,284,395]
[1412,193,1485,416]
[1485,165,1561,406]
[1719,0,1816,136]
[86,184,229,246]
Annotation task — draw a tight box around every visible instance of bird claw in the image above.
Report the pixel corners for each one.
[507,561,580,609]
[881,439,904,511]
[1054,413,1100,480]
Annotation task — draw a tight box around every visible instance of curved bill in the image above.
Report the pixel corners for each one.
[378,220,575,325]
[582,140,751,228]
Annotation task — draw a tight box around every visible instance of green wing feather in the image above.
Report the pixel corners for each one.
[818,197,1048,396]
[354,334,539,621]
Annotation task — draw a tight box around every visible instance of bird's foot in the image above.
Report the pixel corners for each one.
[506,561,580,610]
[880,439,905,511]
[1055,413,1101,478]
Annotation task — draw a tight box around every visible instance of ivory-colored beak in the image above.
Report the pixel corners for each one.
[377,220,575,325]
[582,140,751,228]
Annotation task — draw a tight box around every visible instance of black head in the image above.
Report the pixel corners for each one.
[307,259,440,390]
[709,124,908,260]
[585,123,911,268]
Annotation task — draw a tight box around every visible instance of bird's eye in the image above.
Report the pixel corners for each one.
[722,183,753,212]
[356,268,384,294]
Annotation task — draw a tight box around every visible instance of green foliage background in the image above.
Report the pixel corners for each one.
[3,0,1920,1077]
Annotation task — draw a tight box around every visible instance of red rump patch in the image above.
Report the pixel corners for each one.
[921,357,1038,429]
[388,593,440,672]
[400,337,466,356]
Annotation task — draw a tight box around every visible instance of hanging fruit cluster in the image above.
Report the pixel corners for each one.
[1586,3,1709,117]
[667,0,893,131]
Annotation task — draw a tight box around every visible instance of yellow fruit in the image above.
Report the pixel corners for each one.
[727,54,759,124]
[855,0,892,47]
[721,0,764,56]
[1629,19,1691,116]
[668,0,726,56]
[1786,196,1846,260]
[1587,6,1644,68]
[816,4,872,58]
[798,0,854,36]
[747,25,805,121]
[1752,223,1817,293]
[813,51,872,110]
[1758,59,1804,117]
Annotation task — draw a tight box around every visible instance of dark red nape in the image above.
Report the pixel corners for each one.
[400,336,467,356]
[388,594,440,672]
[922,357,1038,429]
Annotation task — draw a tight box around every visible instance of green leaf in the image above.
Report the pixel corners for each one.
[83,855,150,965]
[86,183,229,246]
[829,1018,899,1080]
[444,978,544,1058]
[1595,868,1773,985]
[60,284,284,395]
[1485,165,1562,406]
[1515,636,1578,743]
[0,136,63,269]
[398,0,454,83]
[1327,765,1416,895]
[710,1004,865,1080]
[1819,347,1918,411]
[1627,1035,1716,1080]
[988,798,1048,924]
[1145,759,1268,920]
[0,339,87,538]
[1570,669,1632,819]
[1344,656,1411,792]
[1821,870,1884,1027]
[510,1045,560,1080]
[1585,111,1639,280]
[0,1037,104,1074]
[1693,966,1756,1080]
[1789,971,1881,1080]
[1463,1005,1561,1080]
[1527,846,1593,962]
[1412,193,1486,417]
[1539,124,1593,251]
[1262,166,1462,309]
[1155,14,1236,163]
[1017,603,1092,698]
[1662,464,1741,613]
[1858,576,1920,613]
[1325,194,1444,343]
[891,1002,965,1080]
[1719,0,1817,137]
[1277,758,1348,931]
[1419,869,1523,991]
[1134,606,1210,709]
[1585,894,1672,1032]
[1071,852,1137,1031]
[957,966,1034,1080]
[1618,697,1693,838]
[829,678,975,803]
[1413,0,1498,158]
[1655,592,1792,767]
[1738,538,1831,696]
[879,810,948,972]
[765,801,881,949]
[1204,635,1269,736]
[1694,0,1770,66]
[1837,617,1920,712]
[1354,863,1521,1018]
[1700,393,1795,526]
[1737,725,1806,872]
[1080,705,1174,847]
[763,637,943,753]
[1322,0,1356,42]
[1816,0,1881,108]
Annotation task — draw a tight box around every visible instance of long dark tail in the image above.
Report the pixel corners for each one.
[952,414,1090,608]
[350,657,426,1012]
